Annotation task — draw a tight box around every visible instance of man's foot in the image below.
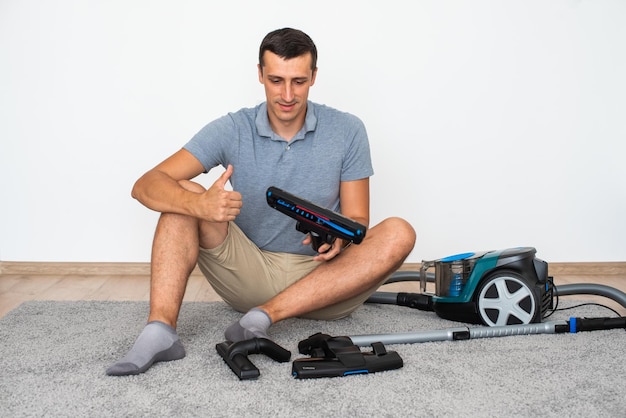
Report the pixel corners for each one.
[224,308,272,342]
[106,321,186,376]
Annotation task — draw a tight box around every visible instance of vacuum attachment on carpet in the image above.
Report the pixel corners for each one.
[216,338,291,380]
[292,332,403,379]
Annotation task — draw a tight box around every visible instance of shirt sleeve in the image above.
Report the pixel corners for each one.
[183,114,236,172]
[341,115,374,182]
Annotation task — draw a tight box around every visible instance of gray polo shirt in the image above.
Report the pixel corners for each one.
[184,101,373,255]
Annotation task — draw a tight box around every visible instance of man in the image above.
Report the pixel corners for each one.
[107,28,416,376]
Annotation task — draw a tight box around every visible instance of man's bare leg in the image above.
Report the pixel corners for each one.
[225,217,416,342]
[107,181,226,376]
[262,217,416,321]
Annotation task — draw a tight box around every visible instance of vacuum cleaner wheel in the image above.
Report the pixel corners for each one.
[476,271,537,326]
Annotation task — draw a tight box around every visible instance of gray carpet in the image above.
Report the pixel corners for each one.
[0,300,624,417]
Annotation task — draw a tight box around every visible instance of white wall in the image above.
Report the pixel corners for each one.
[1,0,625,263]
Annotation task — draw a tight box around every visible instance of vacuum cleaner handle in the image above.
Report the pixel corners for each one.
[266,186,367,248]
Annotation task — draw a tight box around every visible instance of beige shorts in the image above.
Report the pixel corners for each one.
[197,222,376,320]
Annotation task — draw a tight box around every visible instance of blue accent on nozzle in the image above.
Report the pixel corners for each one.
[569,317,577,333]
[321,218,355,237]
[440,252,475,262]
[344,369,368,376]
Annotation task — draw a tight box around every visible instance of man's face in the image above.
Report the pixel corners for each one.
[258,51,317,132]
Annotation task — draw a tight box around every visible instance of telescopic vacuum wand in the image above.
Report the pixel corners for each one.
[349,316,626,346]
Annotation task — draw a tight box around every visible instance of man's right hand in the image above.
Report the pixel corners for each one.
[194,164,242,223]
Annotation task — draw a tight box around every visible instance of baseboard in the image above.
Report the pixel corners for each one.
[1,260,625,277]
[0,261,155,276]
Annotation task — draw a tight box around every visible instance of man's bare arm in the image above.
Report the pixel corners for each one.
[131,149,242,223]
[338,178,370,228]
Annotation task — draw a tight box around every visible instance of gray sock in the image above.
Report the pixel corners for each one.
[106,320,185,376]
[224,308,272,342]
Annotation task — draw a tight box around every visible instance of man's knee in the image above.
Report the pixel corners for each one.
[371,217,416,255]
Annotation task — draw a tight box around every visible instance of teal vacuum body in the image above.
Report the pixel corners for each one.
[420,247,552,326]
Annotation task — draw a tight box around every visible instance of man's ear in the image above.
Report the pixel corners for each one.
[310,67,318,86]
[258,64,264,84]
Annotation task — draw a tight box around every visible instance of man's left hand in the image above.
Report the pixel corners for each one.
[302,235,345,262]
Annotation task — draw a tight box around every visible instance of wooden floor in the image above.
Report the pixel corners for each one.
[1,263,625,319]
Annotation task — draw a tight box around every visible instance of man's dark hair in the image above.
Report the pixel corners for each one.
[259,28,317,71]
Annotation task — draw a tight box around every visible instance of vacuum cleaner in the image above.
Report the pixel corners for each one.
[371,248,626,326]
[215,187,626,380]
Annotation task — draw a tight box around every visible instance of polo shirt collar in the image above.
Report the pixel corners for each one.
[256,101,317,142]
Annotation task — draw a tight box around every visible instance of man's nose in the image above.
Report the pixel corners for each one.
[282,84,294,102]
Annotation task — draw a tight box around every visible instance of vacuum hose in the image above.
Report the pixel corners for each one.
[555,283,626,308]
